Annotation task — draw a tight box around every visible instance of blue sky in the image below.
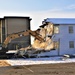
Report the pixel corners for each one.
[0,0,75,12]
[0,0,75,30]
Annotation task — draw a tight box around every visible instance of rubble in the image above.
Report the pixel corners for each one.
[20,46,32,50]
[13,21,56,53]
[32,22,55,50]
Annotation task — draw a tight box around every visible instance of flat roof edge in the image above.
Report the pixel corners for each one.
[0,16,32,20]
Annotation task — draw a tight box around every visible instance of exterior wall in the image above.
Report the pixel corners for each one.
[0,17,31,50]
[0,20,1,43]
[5,18,30,34]
[4,18,31,50]
[51,24,75,55]
[0,20,5,43]
[2,20,5,43]
[59,24,75,55]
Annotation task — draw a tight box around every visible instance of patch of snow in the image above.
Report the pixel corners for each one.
[6,50,17,53]
[6,57,75,66]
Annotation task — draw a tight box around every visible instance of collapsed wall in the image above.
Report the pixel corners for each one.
[32,22,55,50]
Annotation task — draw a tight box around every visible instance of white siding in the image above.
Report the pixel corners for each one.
[51,24,75,55]
[47,24,75,56]
[59,24,75,55]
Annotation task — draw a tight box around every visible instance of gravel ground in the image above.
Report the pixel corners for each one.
[0,63,75,75]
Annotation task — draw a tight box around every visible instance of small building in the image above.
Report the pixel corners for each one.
[0,16,31,50]
[40,18,75,56]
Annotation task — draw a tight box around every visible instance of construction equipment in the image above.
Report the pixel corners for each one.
[0,30,44,58]
[3,30,44,48]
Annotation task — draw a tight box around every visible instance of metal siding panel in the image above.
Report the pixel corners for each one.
[7,18,29,34]
[5,18,31,50]
[0,20,1,43]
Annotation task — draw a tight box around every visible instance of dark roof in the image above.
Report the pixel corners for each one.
[43,18,75,24]
[39,24,47,28]
[0,18,4,20]
[0,16,32,20]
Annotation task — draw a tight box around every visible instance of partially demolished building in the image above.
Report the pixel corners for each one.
[33,18,75,56]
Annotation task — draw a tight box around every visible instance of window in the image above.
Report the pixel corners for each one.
[54,26,59,34]
[69,41,74,48]
[69,26,73,33]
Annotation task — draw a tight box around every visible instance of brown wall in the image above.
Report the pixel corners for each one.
[1,17,31,50]
[5,18,30,34]
[0,20,1,43]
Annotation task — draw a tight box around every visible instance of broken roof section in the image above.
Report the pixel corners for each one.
[42,18,75,25]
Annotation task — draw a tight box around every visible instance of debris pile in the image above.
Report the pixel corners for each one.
[32,22,55,50]
[16,22,58,52]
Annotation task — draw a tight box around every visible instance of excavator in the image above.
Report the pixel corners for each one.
[3,30,44,48]
[0,30,44,58]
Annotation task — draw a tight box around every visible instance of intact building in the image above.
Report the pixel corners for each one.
[0,16,31,50]
[39,18,75,56]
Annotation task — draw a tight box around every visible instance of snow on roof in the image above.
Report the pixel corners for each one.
[44,18,75,24]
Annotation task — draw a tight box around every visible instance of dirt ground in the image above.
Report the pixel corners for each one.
[0,63,75,75]
[0,60,10,67]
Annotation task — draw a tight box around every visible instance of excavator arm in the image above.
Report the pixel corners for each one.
[3,30,44,47]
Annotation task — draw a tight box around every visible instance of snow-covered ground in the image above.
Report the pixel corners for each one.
[6,56,75,66]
